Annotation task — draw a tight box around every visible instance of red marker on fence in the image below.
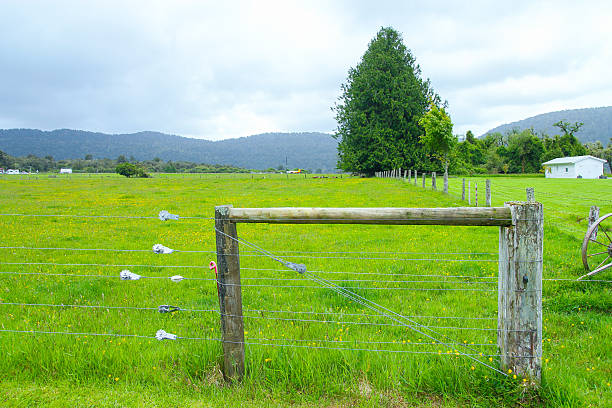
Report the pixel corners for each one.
[209,261,219,293]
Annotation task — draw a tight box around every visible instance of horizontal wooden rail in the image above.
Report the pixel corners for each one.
[228,207,512,226]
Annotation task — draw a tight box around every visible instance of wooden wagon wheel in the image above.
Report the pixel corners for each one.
[580,213,612,280]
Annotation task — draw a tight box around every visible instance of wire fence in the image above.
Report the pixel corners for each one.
[1,207,610,381]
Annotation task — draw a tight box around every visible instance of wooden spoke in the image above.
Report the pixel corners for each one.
[587,250,609,257]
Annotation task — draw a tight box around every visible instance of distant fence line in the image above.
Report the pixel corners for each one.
[375,169,492,207]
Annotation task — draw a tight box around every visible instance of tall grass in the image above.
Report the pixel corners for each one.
[0,173,609,407]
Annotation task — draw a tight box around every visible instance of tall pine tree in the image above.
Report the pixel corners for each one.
[332,27,439,175]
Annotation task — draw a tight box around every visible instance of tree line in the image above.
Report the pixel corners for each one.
[451,123,612,175]
[332,27,611,176]
[0,151,249,174]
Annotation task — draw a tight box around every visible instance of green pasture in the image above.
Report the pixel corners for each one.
[0,173,609,407]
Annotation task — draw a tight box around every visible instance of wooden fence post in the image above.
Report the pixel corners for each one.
[526,187,535,202]
[498,201,543,384]
[475,183,478,207]
[588,206,600,240]
[486,179,491,207]
[422,173,426,189]
[462,178,465,201]
[443,169,448,194]
[468,181,471,205]
[414,170,417,185]
[408,170,411,183]
[215,205,245,381]
[432,172,436,190]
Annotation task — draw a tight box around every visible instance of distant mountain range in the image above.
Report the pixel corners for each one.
[0,129,339,172]
[483,106,612,144]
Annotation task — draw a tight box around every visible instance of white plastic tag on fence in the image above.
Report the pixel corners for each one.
[155,329,177,340]
[152,244,174,254]
[158,210,179,221]
[286,262,307,274]
[120,270,142,280]
[169,275,184,282]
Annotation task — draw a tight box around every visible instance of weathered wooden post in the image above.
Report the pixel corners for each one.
[432,172,437,190]
[215,205,245,381]
[475,183,478,207]
[422,173,426,189]
[588,206,600,240]
[468,181,471,205]
[526,187,535,202]
[408,170,411,183]
[443,169,448,194]
[498,200,543,384]
[486,179,491,207]
[462,178,466,201]
[414,170,417,185]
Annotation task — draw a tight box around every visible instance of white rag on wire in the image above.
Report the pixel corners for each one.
[152,244,174,254]
[120,270,141,280]
[155,329,177,340]
[158,210,179,221]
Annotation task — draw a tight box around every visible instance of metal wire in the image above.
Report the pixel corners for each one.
[216,281,497,292]
[0,270,495,288]
[0,301,497,321]
[0,329,520,356]
[0,213,214,220]
[0,246,498,256]
[0,246,498,262]
[0,262,210,269]
[0,246,215,254]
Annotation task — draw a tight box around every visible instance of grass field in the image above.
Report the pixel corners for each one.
[0,173,610,407]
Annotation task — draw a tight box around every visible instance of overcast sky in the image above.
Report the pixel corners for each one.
[1,0,610,140]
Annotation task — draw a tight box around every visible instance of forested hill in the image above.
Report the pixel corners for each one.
[0,129,339,172]
[483,106,612,143]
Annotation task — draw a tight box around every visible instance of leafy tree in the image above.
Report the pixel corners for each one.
[418,104,455,177]
[84,154,93,160]
[505,130,544,173]
[116,155,127,164]
[115,162,149,178]
[332,27,439,175]
[553,120,583,137]
[465,130,476,144]
[0,150,11,168]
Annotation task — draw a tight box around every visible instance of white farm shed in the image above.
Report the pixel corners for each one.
[542,155,607,179]
[59,168,73,174]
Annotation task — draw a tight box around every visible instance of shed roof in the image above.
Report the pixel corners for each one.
[542,155,607,165]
